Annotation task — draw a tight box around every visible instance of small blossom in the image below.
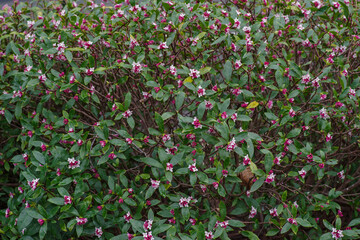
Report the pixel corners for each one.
[205,100,213,109]
[337,170,345,180]
[188,163,198,172]
[288,218,297,225]
[331,228,343,239]
[158,42,168,49]
[189,69,200,79]
[132,62,142,73]
[64,195,72,205]
[143,219,153,231]
[126,138,133,144]
[197,86,205,97]
[326,133,333,142]
[226,138,236,152]
[143,231,154,240]
[269,208,278,217]
[123,110,133,118]
[192,117,202,129]
[320,107,330,119]
[76,217,88,225]
[289,108,296,117]
[28,178,40,191]
[95,227,103,238]
[298,169,307,178]
[212,182,219,189]
[249,206,257,218]
[150,179,160,189]
[273,156,281,165]
[205,231,214,239]
[243,154,251,165]
[179,197,191,208]
[124,212,132,223]
[68,157,80,169]
[166,163,173,172]
[265,170,276,183]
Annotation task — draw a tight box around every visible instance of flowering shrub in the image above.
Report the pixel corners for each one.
[1,0,360,239]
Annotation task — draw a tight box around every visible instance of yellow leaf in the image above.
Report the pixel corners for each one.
[247,101,259,109]
[184,77,193,83]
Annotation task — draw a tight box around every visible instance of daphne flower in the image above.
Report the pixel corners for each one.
[166,163,173,172]
[86,68,94,76]
[150,179,160,189]
[265,170,276,183]
[243,154,251,165]
[212,182,219,189]
[326,133,332,142]
[158,42,168,49]
[179,197,191,208]
[249,206,257,218]
[68,157,81,169]
[28,178,40,191]
[189,69,200,79]
[95,227,103,238]
[331,228,343,239]
[132,62,142,73]
[348,87,356,97]
[197,86,205,97]
[64,195,72,205]
[319,107,330,119]
[188,163,198,172]
[288,218,297,225]
[169,65,177,75]
[126,138,133,144]
[76,217,88,225]
[337,170,345,179]
[143,231,154,240]
[122,110,133,118]
[143,219,153,231]
[221,112,228,119]
[226,138,236,152]
[124,212,132,223]
[298,169,306,178]
[269,208,278,217]
[192,117,202,129]
[162,134,171,143]
[205,231,214,239]
[273,156,281,165]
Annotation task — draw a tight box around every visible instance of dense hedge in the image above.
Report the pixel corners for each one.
[0,0,360,239]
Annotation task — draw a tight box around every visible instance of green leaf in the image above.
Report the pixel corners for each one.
[141,157,163,169]
[218,184,226,197]
[238,115,252,121]
[181,207,190,220]
[155,112,164,133]
[17,209,33,231]
[153,224,171,235]
[48,197,65,205]
[323,219,333,230]
[241,230,260,240]
[176,91,185,110]
[319,233,332,240]
[219,201,226,220]
[296,218,312,228]
[127,117,135,129]
[33,151,46,165]
[124,92,131,109]
[39,221,47,240]
[200,67,211,75]
[110,139,126,146]
[223,60,232,82]
[287,128,301,138]
[228,220,245,227]
[250,176,265,192]
[27,209,44,219]
[15,101,22,119]
[281,222,291,234]
[64,51,73,62]
[349,218,360,227]
[266,229,279,236]
[76,224,83,237]
[211,35,226,45]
